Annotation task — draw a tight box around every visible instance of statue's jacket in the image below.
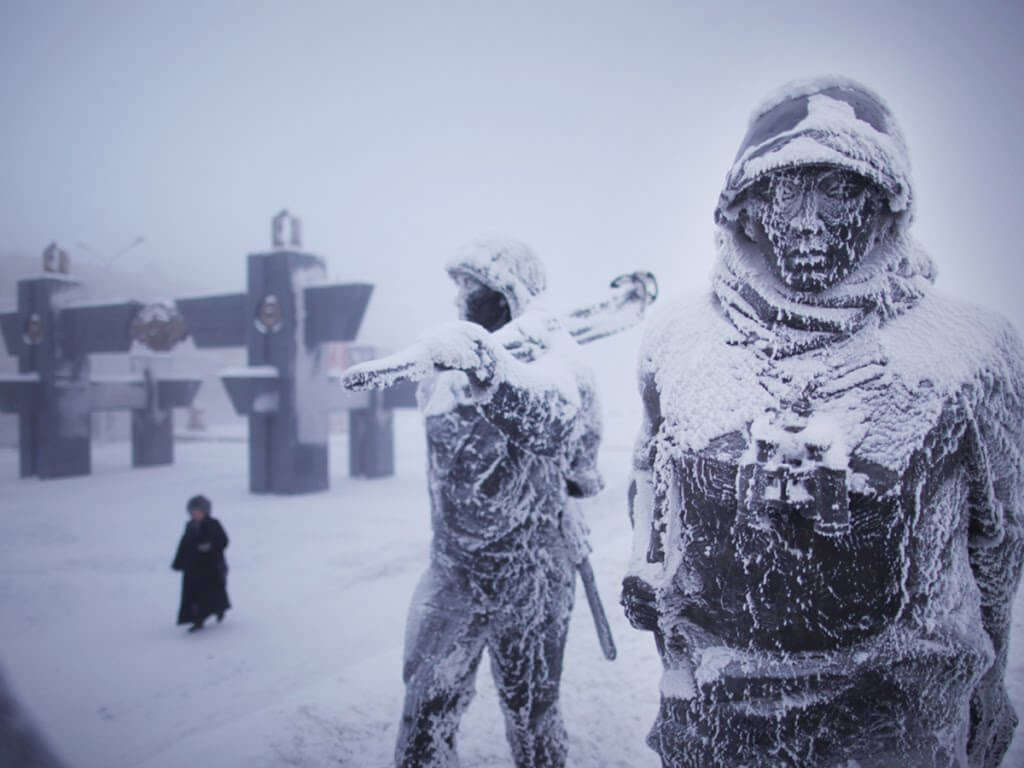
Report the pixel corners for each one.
[623,77,1024,767]
[395,241,604,768]
[422,355,600,605]
[416,286,603,612]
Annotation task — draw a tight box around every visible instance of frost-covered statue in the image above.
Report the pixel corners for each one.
[622,77,1024,767]
[387,240,603,767]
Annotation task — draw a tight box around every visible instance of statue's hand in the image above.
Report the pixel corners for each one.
[341,321,500,392]
[416,321,499,385]
[621,575,659,632]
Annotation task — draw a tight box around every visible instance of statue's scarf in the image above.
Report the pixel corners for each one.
[712,229,935,359]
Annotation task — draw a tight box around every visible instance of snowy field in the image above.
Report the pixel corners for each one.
[1,408,1023,768]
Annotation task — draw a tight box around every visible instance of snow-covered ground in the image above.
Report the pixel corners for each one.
[1,407,1022,768]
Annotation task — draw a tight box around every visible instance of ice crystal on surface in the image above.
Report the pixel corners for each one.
[624,77,1024,767]
[396,240,604,768]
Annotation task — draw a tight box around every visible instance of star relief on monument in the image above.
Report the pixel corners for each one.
[254,294,284,334]
[22,313,44,346]
[130,302,189,352]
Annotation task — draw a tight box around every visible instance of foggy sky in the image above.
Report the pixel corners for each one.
[2,0,1022,347]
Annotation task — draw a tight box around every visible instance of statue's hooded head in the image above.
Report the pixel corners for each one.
[716,78,925,294]
[445,238,547,332]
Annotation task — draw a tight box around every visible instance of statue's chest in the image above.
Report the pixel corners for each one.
[654,331,948,489]
[648,344,961,650]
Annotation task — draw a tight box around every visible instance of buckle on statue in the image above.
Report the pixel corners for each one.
[737,410,850,537]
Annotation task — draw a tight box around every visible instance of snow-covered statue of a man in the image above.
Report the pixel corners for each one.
[622,77,1024,767]
[394,239,603,767]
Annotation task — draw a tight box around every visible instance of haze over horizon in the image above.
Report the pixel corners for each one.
[2,1,1022,347]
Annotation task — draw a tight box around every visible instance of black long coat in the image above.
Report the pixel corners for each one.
[172,516,230,625]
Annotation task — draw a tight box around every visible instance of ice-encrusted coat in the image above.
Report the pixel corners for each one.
[623,77,1024,767]
[395,241,603,768]
[418,323,603,590]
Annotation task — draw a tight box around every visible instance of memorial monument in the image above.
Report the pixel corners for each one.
[0,246,201,478]
[175,211,414,494]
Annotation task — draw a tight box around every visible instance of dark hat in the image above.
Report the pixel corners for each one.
[186,494,211,515]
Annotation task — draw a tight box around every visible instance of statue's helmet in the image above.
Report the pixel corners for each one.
[715,77,914,235]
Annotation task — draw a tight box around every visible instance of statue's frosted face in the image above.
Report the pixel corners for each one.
[744,166,889,292]
[452,273,512,332]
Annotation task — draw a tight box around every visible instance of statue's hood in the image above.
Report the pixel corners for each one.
[712,77,935,358]
[446,237,547,319]
[716,76,914,230]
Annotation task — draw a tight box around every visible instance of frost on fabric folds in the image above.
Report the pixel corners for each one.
[624,77,1024,767]
[396,240,604,768]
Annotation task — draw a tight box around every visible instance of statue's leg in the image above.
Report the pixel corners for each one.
[395,566,487,768]
[487,555,574,768]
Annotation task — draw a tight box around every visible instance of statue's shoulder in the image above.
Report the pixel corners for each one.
[881,291,1024,392]
[639,291,729,374]
[637,291,770,452]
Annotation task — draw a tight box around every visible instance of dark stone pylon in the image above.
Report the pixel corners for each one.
[175,212,415,494]
[0,249,200,478]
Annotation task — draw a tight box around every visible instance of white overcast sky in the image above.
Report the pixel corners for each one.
[1,0,1022,346]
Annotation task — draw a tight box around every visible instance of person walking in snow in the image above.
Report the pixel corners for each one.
[382,239,604,767]
[622,77,1024,767]
[172,494,230,633]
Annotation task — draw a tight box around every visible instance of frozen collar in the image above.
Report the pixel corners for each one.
[712,228,935,359]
